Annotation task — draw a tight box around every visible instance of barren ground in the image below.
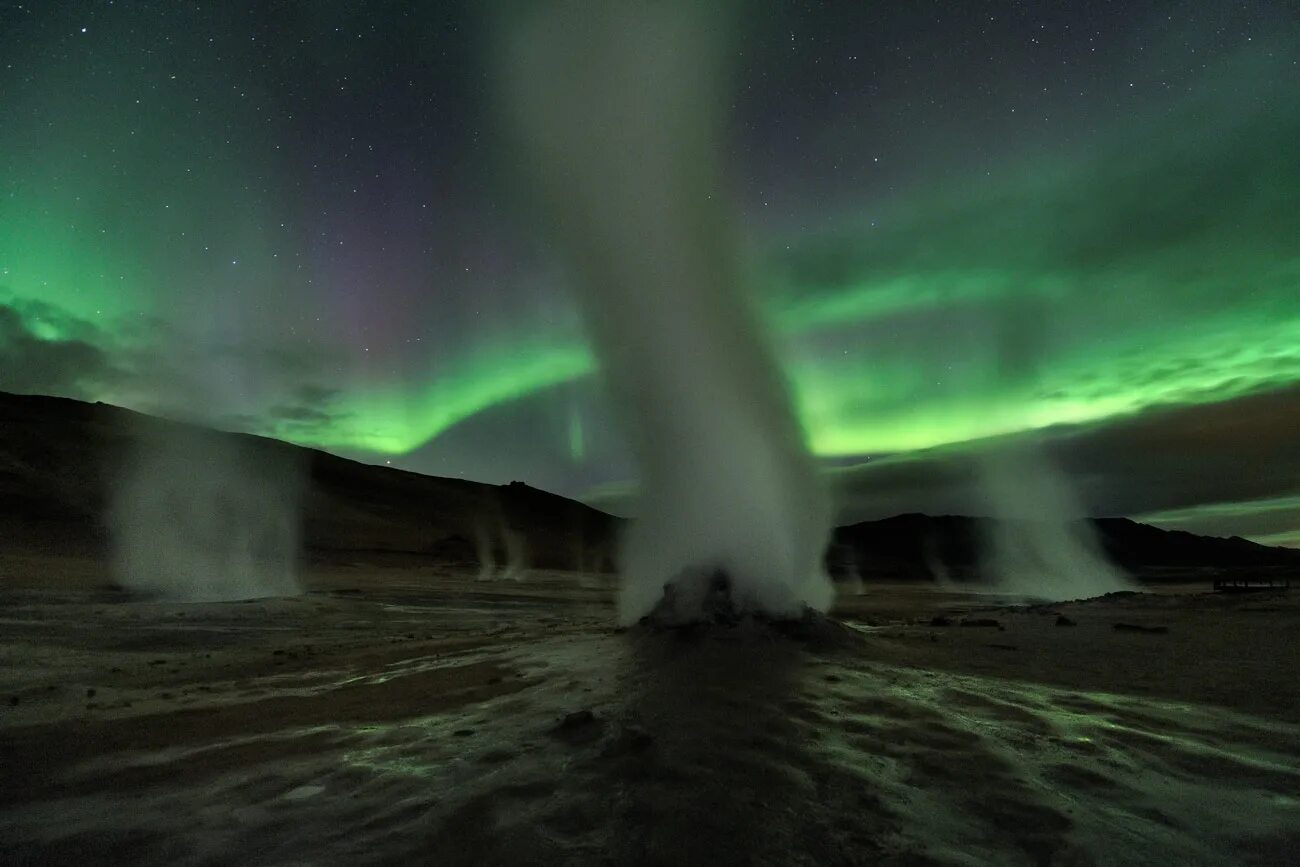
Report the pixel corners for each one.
[1,558,1298,866]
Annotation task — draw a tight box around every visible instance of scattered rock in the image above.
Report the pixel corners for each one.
[550,709,604,744]
[1113,623,1168,634]
[602,724,655,757]
[1056,615,1077,627]
[642,571,741,627]
[283,785,325,801]
[960,618,1001,628]
[635,571,862,651]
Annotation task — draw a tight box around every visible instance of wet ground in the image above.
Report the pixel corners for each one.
[1,564,1298,865]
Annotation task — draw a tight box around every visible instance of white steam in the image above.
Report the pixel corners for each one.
[975,294,1134,600]
[977,439,1133,599]
[496,0,833,623]
[474,517,529,582]
[110,426,301,601]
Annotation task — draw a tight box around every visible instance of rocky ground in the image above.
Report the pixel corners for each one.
[1,560,1298,866]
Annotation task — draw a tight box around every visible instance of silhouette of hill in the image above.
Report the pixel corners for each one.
[830,512,1300,583]
[0,391,617,572]
[2,390,1295,584]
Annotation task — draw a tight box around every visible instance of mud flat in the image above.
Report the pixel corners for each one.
[1,564,1298,866]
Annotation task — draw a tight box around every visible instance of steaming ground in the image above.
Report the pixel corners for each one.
[1,561,1298,865]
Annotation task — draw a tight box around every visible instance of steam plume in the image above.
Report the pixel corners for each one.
[496,0,833,622]
[110,425,301,601]
[976,296,1133,599]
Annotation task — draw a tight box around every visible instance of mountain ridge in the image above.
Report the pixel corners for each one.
[2,390,1295,582]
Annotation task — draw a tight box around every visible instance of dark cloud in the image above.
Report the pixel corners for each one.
[0,302,123,398]
[830,386,1300,524]
[1137,496,1300,548]
[0,293,350,443]
[260,385,350,434]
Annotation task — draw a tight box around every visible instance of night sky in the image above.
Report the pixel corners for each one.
[2,1,1297,546]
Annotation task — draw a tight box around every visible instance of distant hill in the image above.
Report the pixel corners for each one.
[2,390,1296,583]
[0,391,618,572]
[830,512,1300,583]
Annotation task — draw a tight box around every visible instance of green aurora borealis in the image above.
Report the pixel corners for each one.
[85,78,1300,460]
[1,3,1298,543]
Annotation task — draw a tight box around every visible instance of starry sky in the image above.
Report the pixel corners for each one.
[2,1,1298,546]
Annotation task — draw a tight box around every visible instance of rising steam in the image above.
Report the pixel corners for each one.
[977,438,1132,599]
[496,0,833,623]
[976,296,1134,600]
[110,424,301,601]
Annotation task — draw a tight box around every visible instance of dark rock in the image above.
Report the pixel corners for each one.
[960,618,1001,628]
[1056,615,1077,627]
[633,571,861,652]
[766,612,862,651]
[1113,623,1168,634]
[550,709,604,743]
[453,728,475,737]
[988,644,1018,651]
[86,688,96,698]
[642,570,741,628]
[602,725,655,758]
[929,615,953,627]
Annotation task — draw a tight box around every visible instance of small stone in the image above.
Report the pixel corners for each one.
[603,725,655,757]
[283,785,325,801]
[1113,623,1168,634]
[550,709,604,743]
